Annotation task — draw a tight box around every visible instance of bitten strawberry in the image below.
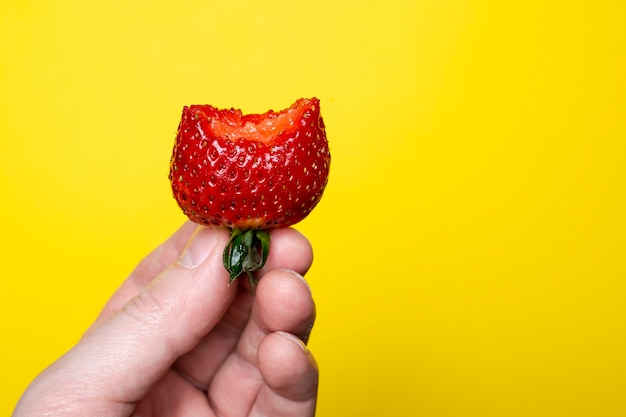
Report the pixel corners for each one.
[169,97,330,290]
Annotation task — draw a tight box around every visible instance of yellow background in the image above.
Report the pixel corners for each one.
[2,1,625,415]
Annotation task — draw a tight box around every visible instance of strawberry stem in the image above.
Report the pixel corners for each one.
[223,228,270,293]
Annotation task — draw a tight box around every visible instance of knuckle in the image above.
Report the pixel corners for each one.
[122,286,172,329]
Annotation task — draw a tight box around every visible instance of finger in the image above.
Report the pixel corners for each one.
[173,229,314,389]
[208,269,316,417]
[15,226,235,417]
[258,227,314,278]
[92,220,199,327]
[250,269,316,345]
[254,331,318,416]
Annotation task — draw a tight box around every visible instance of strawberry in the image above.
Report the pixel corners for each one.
[169,97,330,290]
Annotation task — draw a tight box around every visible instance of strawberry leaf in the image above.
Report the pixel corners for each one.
[223,228,271,293]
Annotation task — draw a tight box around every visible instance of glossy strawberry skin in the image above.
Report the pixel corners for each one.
[169,98,330,230]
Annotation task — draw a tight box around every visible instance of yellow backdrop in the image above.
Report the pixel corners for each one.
[2,1,625,415]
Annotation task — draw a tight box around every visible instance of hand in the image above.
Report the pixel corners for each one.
[13,222,318,417]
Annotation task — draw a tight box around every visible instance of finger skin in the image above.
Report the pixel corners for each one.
[208,268,317,417]
[259,332,318,401]
[254,331,319,416]
[259,228,314,278]
[252,269,317,344]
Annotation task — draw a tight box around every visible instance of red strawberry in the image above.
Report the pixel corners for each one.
[169,97,330,289]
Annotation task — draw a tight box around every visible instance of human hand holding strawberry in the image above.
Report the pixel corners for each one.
[13,223,318,417]
[170,98,330,290]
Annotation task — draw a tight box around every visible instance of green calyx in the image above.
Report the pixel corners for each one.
[222,228,270,293]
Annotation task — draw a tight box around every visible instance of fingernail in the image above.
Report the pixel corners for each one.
[302,322,314,345]
[178,226,220,268]
[283,269,312,294]
[276,331,309,354]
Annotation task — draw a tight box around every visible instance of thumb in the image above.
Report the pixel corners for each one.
[14,226,234,417]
